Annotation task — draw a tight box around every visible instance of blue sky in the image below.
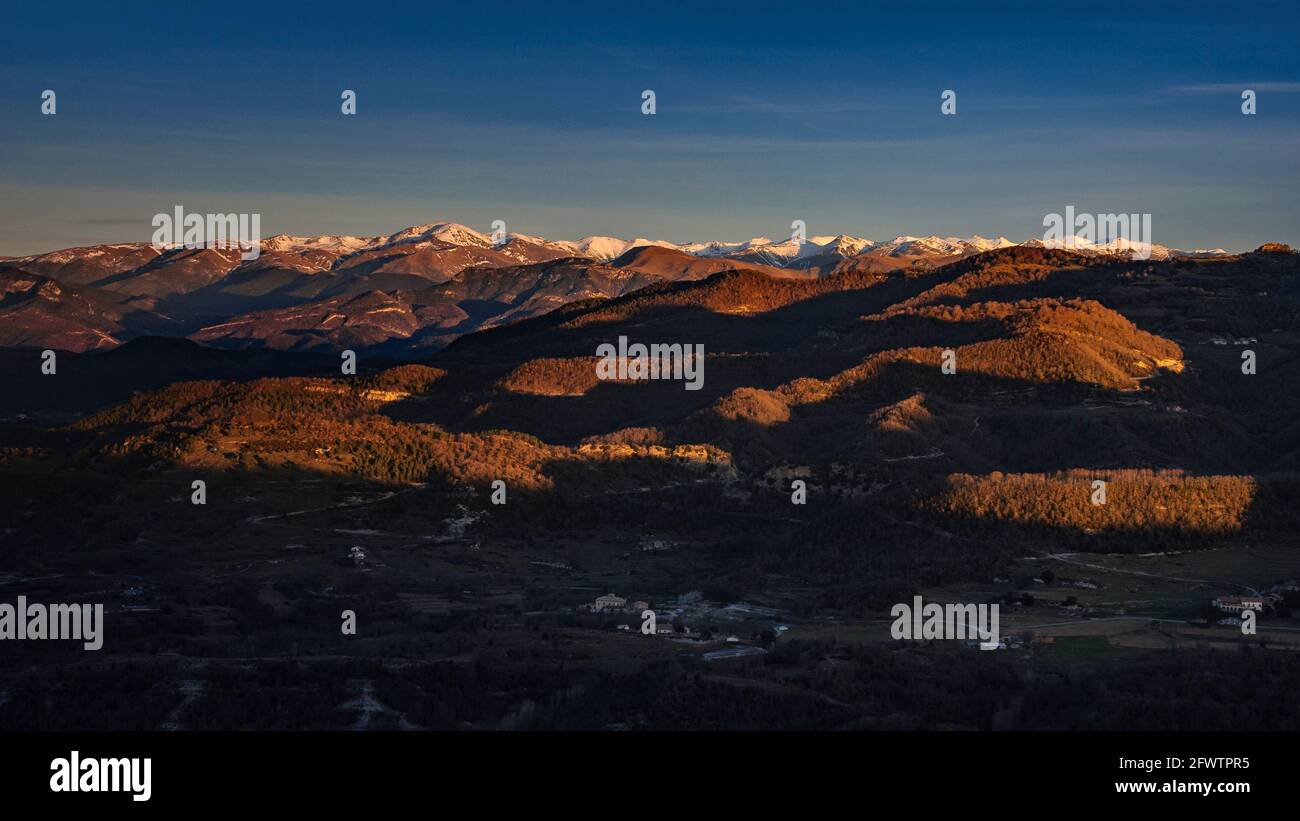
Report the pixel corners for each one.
[1,0,1297,255]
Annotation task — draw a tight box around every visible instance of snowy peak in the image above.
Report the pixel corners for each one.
[380,222,494,250]
[260,234,374,254]
[1022,236,1184,260]
[567,236,677,261]
[258,223,497,257]
[871,235,1016,257]
[677,238,775,258]
[811,235,875,257]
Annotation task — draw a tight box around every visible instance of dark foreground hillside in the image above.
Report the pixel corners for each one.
[1,245,1298,730]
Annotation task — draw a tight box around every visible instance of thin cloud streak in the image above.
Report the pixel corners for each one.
[1167,82,1300,93]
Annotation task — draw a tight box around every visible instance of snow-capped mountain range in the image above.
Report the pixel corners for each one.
[5,222,1237,306]
[252,222,1224,265]
[0,220,1275,356]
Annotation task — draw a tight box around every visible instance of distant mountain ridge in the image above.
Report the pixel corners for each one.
[10,220,1238,276]
[0,221,1267,355]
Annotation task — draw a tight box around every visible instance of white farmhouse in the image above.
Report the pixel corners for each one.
[593,594,627,612]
